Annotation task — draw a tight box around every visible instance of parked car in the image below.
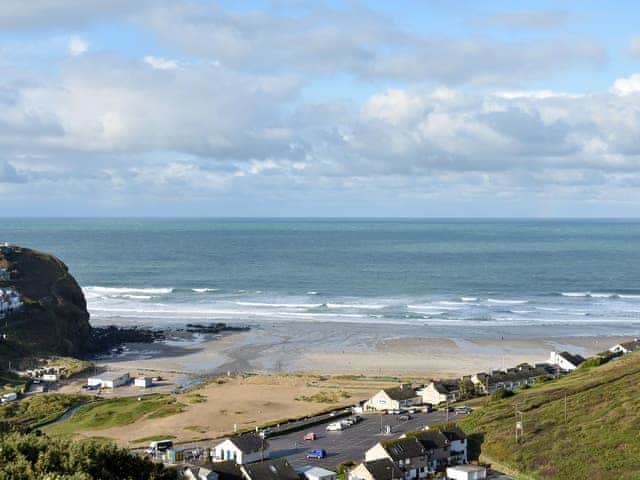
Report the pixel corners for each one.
[82,384,99,390]
[398,414,412,421]
[145,440,173,454]
[350,415,362,423]
[342,418,355,426]
[454,406,473,414]
[326,422,343,431]
[303,432,317,441]
[306,449,327,459]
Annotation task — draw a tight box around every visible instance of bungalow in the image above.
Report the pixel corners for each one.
[365,437,430,480]
[364,384,421,411]
[610,339,640,355]
[240,458,299,480]
[212,433,270,464]
[547,351,585,371]
[348,459,403,480]
[418,381,459,406]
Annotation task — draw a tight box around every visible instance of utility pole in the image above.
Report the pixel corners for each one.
[446,399,449,422]
[564,393,568,424]
[515,406,524,444]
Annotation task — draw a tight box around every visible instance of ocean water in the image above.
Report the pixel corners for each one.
[2,218,640,338]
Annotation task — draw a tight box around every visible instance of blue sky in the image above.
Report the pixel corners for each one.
[1,1,640,216]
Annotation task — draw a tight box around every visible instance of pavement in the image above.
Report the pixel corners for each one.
[266,410,462,470]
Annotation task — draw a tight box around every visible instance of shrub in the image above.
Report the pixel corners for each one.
[490,388,515,401]
[579,357,603,369]
[335,460,356,475]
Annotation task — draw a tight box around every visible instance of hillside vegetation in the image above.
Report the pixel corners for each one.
[459,352,640,479]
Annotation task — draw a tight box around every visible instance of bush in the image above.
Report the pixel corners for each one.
[335,460,356,475]
[579,357,602,369]
[490,388,515,401]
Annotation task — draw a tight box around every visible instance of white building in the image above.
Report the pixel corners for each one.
[297,466,336,480]
[364,385,421,411]
[212,433,270,464]
[134,377,153,388]
[418,381,459,406]
[446,465,486,480]
[88,371,130,388]
[547,351,585,371]
[610,339,640,355]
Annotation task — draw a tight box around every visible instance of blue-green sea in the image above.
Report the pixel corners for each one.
[2,218,640,338]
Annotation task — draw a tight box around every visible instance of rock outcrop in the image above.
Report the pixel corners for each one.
[0,245,92,357]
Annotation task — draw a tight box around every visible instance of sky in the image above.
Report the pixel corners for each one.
[2,1,640,217]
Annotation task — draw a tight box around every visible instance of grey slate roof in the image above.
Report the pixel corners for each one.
[242,459,299,480]
[431,381,459,394]
[360,459,403,480]
[411,430,448,451]
[228,433,269,454]
[196,462,243,480]
[381,438,426,460]
[620,339,640,352]
[557,351,585,366]
[440,425,467,443]
[383,385,418,401]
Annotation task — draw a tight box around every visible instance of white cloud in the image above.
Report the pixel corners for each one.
[143,56,178,70]
[610,73,640,96]
[67,35,89,56]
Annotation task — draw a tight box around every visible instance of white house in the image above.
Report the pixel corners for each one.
[418,381,459,406]
[88,371,130,388]
[348,459,403,480]
[610,339,640,355]
[134,377,153,388]
[297,466,336,480]
[212,433,270,464]
[364,385,421,411]
[446,465,486,480]
[547,351,585,371]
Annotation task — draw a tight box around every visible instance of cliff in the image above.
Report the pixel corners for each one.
[0,245,92,357]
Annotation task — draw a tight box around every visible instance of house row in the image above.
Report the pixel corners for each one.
[609,339,640,355]
[185,458,300,480]
[349,425,468,480]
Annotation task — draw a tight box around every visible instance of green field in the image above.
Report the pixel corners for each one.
[458,352,640,479]
[44,394,186,437]
[0,393,86,429]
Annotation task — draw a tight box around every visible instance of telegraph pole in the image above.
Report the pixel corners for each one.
[515,406,524,444]
[564,393,568,424]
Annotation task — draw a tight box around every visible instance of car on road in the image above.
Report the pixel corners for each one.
[326,422,343,431]
[398,414,412,421]
[306,449,327,459]
[454,406,473,414]
[303,432,317,441]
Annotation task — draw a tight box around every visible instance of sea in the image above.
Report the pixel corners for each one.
[2,218,640,339]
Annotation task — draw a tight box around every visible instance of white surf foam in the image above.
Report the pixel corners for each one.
[487,298,528,304]
[192,288,220,293]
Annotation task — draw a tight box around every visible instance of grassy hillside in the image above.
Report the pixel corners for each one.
[459,352,640,479]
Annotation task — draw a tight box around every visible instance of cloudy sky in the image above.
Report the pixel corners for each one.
[2,0,640,217]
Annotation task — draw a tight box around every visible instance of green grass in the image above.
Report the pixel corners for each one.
[458,352,640,480]
[0,393,86,428]
[295,390,352,403]
[44,394,186,437]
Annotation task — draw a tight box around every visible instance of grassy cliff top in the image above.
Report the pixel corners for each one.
[459,352,640,480]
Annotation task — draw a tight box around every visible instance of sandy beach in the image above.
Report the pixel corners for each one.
[91,322,636,381]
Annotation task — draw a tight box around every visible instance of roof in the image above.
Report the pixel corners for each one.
[557,351,586,366]
[440,425,467,442]
[359,459,403,480]
[381,437,426,460]
[410,430,448,450]
[486,365,553,385]
[241,459,299,480]
[90,371,129,381]
[226,433,269,454]
[296,466,335,478]
[199,461,243,480]
[619,339,640,352]
[446,465,486,473]
[430,381,459,394]
[382,385,418,401]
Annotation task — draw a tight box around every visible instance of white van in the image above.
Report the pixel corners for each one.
[326,422,343,431]
[146,439,174,454]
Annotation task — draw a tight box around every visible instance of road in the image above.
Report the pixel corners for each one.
[267,410,461,469]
